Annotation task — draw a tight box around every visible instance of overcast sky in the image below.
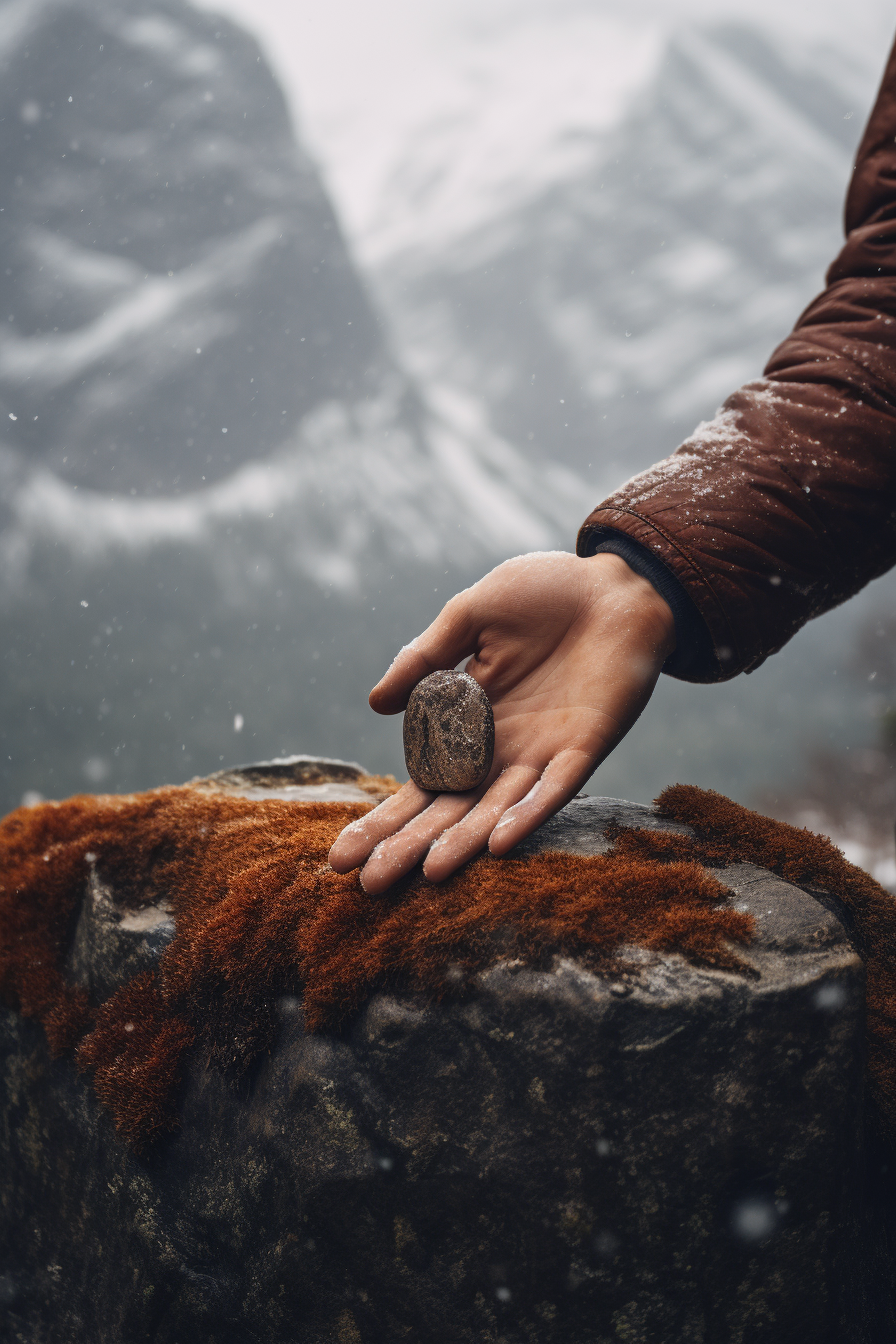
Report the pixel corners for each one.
[201,0,895,123]
[197,0,896,259]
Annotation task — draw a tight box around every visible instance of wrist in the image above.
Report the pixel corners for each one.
[582,552,677,660]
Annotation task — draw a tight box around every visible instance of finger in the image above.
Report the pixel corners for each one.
[368,642,438,714]
[369,596,480,714]
[328,782,434,872]
[488,749,595,857]
[359,790,482,894]
[422,765,541,882]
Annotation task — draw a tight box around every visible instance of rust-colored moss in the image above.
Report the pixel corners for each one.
[7,779,878,1150]
[77,972,194,1149]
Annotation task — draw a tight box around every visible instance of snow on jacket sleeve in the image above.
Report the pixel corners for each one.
[576,34,896,684]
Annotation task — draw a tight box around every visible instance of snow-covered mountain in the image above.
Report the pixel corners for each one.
[2,379,582,583]
[369,23,871,485]
[0,0,585,522]
[0,0,589,811]
[0,0,398,494]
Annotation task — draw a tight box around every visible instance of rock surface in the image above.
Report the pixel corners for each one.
[1,758,892,1343]
[194,753,398,804]
[403,670,494,792]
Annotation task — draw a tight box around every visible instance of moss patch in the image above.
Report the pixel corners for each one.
[3,781,883,1150]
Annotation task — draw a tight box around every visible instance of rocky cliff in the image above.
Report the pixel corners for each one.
[0,0,386,494]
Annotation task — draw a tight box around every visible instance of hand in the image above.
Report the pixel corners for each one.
[328,550,675,893]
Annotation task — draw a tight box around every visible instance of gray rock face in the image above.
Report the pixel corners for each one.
[66,865,175,1002]
[0,758,891,1342]
[403,670,494,792]
[0,0,384,494]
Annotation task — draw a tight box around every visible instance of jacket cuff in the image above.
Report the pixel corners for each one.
[580,525,719,681]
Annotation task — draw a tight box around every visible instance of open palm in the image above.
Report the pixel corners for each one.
[328,550,675,893]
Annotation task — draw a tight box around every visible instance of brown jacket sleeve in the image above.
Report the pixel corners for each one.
[577,35,896,683]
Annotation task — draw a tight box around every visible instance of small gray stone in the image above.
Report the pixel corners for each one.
[403,670,494,792]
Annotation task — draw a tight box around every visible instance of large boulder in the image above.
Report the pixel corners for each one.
[0,758,889,1342]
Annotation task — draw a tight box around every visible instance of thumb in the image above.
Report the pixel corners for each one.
[369,595,479,714]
